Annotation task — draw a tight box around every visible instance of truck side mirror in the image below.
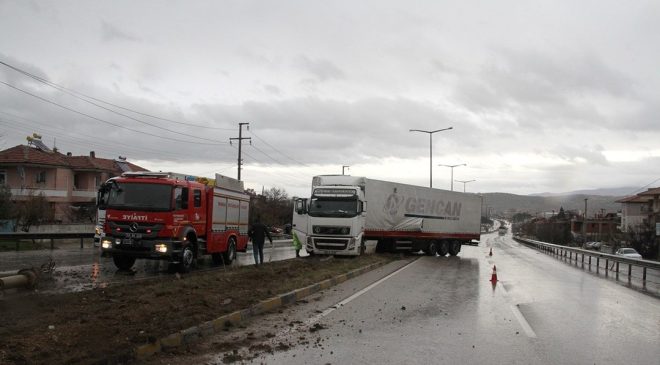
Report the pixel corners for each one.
[295,199,308,215]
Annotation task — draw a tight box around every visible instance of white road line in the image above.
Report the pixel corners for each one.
[510,304,537,338]
[306,257,420,324]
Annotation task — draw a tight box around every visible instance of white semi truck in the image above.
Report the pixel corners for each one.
[292,175,481,256]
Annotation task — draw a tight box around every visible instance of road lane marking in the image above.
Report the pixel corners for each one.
[510,304,537,338]
[307,257,420,324]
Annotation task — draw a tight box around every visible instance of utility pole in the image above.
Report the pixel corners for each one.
[409,127,453,188]
[342,165,350,175]
[230,122,251,180]
[583,198,588,242]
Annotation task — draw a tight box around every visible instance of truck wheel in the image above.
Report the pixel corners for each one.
[222,237,237,264]
[438,241,449,257]
[178,245,195,273]
[112,255,136,271]
[427,241,438,256]
[449,240,461,256]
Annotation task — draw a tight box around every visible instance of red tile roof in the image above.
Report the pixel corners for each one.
[0,145,146,173]
[637,187,660,196]
[615,195,652,203]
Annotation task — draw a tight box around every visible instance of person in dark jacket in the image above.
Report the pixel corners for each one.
[248,216,272,265]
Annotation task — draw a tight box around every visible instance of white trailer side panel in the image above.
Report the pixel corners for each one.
[365,179,480,235]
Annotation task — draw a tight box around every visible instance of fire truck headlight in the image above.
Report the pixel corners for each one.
[115,238,121,245]
[155,244,168,253]
[102,239,112,249]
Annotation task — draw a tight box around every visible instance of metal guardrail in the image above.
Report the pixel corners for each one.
[513,236,660,284]
[0,232,95,250]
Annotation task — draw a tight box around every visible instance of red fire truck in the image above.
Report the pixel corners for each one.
[99,172,250,272]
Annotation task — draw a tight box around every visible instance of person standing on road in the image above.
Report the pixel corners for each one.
[249,216,272,265]
[292,230,302,258]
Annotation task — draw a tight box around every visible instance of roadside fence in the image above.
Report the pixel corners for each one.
[513,236,660,287]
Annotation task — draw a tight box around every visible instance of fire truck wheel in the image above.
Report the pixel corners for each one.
[426,241,439,256]
[438,240,449,257]
[112,255,136,271]
[222,237,237,264]
[178,245,195,273]
[448,240,461,256]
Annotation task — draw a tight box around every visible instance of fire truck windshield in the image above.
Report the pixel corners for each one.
[105,182,173,211]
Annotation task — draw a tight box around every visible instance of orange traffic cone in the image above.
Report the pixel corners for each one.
[489,247,493,256]
[490,265,498,284]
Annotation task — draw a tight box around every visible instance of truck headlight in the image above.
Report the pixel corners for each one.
[101,239,112,249]
[155,244,168,253]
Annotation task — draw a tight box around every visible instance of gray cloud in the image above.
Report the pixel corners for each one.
[293,55,346,82]
[100,21,140,43]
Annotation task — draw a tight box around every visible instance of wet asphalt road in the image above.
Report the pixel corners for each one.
[171,231,660,365]
[0,240,301,293]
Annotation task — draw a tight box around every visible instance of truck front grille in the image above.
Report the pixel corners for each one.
[313,237,349,250]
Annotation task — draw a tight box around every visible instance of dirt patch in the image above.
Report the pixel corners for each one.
[0,254,392,365]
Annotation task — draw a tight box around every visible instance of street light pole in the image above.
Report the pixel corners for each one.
[455,179,476,193]
[409,127,453,188]
[438,163,466,191]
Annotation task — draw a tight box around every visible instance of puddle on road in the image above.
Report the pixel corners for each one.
[31,246,303,294]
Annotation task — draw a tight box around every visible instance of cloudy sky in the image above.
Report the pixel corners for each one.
[1,0,658,198]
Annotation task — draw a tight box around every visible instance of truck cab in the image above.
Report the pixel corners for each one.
[293,175,368,256]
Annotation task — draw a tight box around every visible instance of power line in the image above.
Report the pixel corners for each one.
[249,129,311,167]
[0,80,225,145]
[0,114,194,161]
[627,177,660,196]
[0,59,234,131]
[0,67,225,143]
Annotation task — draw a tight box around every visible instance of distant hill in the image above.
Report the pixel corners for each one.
[482,192,623,217]
[530,187,638,197]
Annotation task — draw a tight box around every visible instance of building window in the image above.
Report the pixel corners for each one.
[0,171,6,185]
[36,171,47,184]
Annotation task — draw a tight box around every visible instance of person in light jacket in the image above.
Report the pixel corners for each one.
[248,216,272,265]
[292,230,302,258]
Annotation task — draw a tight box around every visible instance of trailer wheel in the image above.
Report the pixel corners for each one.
[222,237,237,264]
[112,254,136,271]
[178,245,195,273]
[448,240,461,256]
[426,241,438,256]
[438,241,449,257]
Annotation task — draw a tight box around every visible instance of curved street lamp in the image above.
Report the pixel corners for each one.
[455,179,476,193]
[409,127,453,188]
[438,163,466,191]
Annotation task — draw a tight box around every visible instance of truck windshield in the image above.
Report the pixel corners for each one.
[308,198,358,218]
[105,183,172,211]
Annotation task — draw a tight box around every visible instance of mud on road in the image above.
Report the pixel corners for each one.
[0,254,392,365]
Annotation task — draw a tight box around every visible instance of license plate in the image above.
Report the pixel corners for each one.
[122,238,134,245]
[125,233,143,238]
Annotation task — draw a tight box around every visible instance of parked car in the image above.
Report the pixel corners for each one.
[584,241,602,250]
[269,226,283,234]
[615,248,642,259]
